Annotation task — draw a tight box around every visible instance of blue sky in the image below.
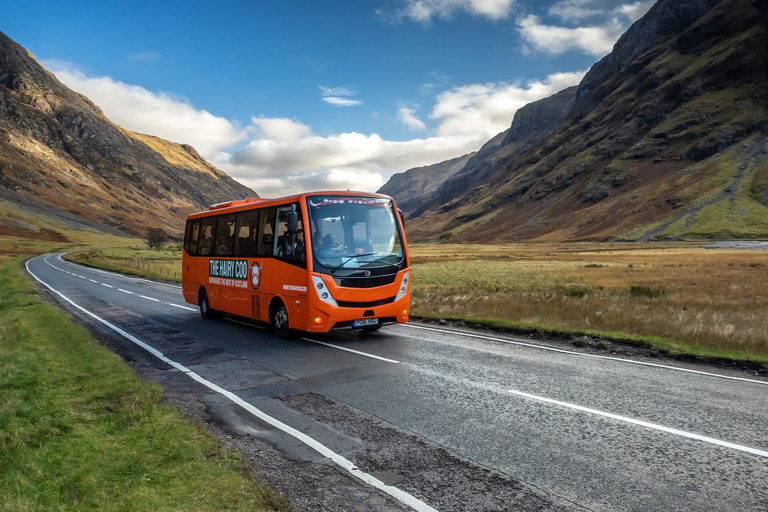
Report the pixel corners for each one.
[2,0,653,197]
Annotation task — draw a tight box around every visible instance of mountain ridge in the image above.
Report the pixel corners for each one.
[0,30,256,239]
[379,0,768,242]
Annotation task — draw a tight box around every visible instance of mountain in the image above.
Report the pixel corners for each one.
[378,152,474,218]
[380,0,768,242]
[0,30,256,240]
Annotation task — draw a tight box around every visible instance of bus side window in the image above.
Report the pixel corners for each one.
[185,220,201,255]
[234,210,260,256]
[200,217,217,256]
[215,214,236,256]
[275,205,305,264]
[257,208,276,257]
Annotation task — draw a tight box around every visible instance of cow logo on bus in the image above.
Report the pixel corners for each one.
[251,262,262,290]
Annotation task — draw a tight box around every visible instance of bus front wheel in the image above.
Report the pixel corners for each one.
[271,302,292,339]
[199,290,220,320]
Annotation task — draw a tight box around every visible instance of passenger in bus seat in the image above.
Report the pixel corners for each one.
[294,231,305,261]
[354,239,372,253]
[241,229,258,255]
[260,233,274,255]
[217,234,231,255]
[200,237,214,255]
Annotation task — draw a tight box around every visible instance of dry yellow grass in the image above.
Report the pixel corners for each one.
[67,246,183,282]
[410,243,768,358]
[63,241,768,360]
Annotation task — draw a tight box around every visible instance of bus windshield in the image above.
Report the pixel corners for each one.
[307,195,404,271]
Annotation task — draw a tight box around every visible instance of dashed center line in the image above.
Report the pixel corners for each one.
[169,303,197,311]
[302,338,401,364]
[507,388,768,459]
[37,253,768,462]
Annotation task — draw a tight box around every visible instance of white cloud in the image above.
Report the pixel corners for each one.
[44,61,246,158]
[396,0,515,22]
[431,70,587,138]
[548,0,653,22]
[520,1,654,58]
[319,85,362,107]
[42,60,585,199]
[249,116,311,141]
[320,86,356,97]
[517,14,624,57]
[223,70,585,197]
[615,0,654,22]
[128,51,160,63]
[397,107,427,131]
[322,97,363,107]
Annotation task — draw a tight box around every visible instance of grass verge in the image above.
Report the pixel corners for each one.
[0,255,290,511]
[410,312,768,364]
[64,247,183,283]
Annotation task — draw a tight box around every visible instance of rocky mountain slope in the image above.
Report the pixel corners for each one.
[0,30,255,240]
[380,0,768,241]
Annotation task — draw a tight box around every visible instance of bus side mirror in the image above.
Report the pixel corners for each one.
[288,205,298,234]
[398,208,405,228]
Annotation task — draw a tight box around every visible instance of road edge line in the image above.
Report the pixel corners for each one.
[26,256,438,512]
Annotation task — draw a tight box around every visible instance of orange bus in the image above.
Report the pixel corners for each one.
[182,191,410,338]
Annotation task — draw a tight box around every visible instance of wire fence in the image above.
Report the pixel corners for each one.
[121,257,181,281]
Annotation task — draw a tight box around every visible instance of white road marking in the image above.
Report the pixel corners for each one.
[507,388,768,459]
[26,257,437,512]
[118,289,133,295]
[168,303,197,311]
[55,254,181,290]
[36,254,768,461]
[302,338,401,364]
[45,256,190,313]
[401,324,768,386]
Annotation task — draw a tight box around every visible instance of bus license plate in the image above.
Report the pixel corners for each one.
[353,318,379,327]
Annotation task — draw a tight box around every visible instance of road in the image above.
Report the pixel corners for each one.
[26,253,768,511]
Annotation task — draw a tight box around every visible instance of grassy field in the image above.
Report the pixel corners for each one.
[65,240,768,361]
[66,246,185,282]
[409,243,768,361]
[0,236,290,511]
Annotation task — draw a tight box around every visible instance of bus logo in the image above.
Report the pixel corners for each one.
[251,262,261,290]
[209,259,249,280]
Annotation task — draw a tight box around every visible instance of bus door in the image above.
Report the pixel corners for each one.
[273,204,308,330]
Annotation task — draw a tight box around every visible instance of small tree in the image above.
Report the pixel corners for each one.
[145,227,166,251]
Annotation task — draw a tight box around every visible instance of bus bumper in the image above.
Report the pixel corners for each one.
[306,298,409,333]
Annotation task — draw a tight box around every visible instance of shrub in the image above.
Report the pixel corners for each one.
[630,286,664,298]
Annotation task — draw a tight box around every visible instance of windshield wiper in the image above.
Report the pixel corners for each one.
[370,257,401,271]
[329,252,376,273]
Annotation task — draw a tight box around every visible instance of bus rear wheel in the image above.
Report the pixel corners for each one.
[199,290,220,319]
[271,302,292,339]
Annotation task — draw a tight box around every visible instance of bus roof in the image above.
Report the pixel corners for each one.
[188,190,394,219]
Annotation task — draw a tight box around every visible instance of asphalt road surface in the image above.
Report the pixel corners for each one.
[26,254,768,511]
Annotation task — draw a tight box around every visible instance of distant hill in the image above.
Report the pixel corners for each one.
[0,30,256,240]
[379,0,768,241]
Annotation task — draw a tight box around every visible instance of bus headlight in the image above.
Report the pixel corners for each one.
[395,272,410,302]
[312,276,338,307]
